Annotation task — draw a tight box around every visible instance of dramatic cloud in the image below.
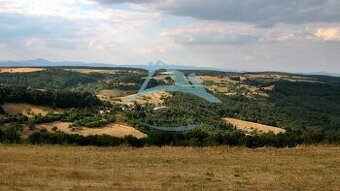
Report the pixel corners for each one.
[92,0,340,26]
[0,0,339,73]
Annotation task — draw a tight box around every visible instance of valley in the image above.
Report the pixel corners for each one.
[0,67,339,147]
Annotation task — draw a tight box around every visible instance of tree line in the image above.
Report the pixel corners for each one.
[1,125,339,148]
[0,86,101,108]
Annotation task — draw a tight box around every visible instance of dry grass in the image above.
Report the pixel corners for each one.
[224,118,286,135]
[36,121,147,139]
[65,69,120,74]
[0,145,339,191]
[1,103,64,117]
[118,91,170,106]
[97,89,128,101]
[0,68,46,73]
[198,76,238,84]
[198,76,270,97]
[244,74,321,83]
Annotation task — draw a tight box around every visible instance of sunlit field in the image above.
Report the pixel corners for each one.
[1,145,339,191]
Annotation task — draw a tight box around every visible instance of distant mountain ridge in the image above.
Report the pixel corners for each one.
[0,58,219,71]
[1,58,339,77]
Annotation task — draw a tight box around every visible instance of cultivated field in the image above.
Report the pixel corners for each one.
[118,91,170,106]
[0,145,339,191]
[65,69,120,74]
[97,89,128,101]
[36,121,147,139]
[224,117,286,135]
[1,103,63,117]
[0,68,46,73]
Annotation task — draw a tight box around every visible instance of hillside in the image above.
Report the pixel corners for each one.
[0,67,339,147]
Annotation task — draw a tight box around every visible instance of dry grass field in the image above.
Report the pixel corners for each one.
[224,118,286,135]
[1,103,64,117]
[0,68,46,73]
[65,69,120,74]
[118,91,170,106]
[36,122,147,139]
[97,89,128,101]
[0,145,339,191]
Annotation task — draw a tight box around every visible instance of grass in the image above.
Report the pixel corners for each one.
[36,121,147,139]
[65,69,120,74]
[0,145,339,191]
[97,89,127,100]
[224,117,286,135]
[1,103,64,117]
[0,68,46,73]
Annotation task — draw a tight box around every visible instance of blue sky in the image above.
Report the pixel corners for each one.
[0,0,339,73]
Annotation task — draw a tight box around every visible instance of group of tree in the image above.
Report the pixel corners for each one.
[0,86,101,108]
[1,127,338,148]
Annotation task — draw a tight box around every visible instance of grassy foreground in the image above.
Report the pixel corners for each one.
[0,145,339,191]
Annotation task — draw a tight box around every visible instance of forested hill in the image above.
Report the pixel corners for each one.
[0,67,339,132]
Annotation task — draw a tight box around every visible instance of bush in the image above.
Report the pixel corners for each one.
[0,125,21,143]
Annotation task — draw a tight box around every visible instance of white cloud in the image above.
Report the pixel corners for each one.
[160,22,325,47]
[0,0,163,63]
[315,27,340,41]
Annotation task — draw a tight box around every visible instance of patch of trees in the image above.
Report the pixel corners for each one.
[62,108,116,128]
[146,129,340,147]
[0,86,101,108]
[2,128,337,148]
[27,132,145,147]
[0,107,118,128]
[0,106,4,114]
[125,96,231,133]
[0,69,107,89]
[0,123,22,143]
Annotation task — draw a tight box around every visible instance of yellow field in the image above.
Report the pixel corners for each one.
[0,145,339,191]
[0,68,46,73]
[118,91,170,106]
[224,118,286,135]
[1,103,63,117]
[199,76,238,83]
[36,121,147,139]
[65,69,120,74]
[244,73,320,83]
[97,89,127,101]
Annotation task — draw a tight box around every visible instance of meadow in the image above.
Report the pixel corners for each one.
[0,145,339,191]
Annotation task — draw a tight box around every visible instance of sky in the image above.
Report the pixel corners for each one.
[0,0,339,73]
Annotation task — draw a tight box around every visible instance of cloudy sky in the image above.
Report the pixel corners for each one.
[0,0,339,72]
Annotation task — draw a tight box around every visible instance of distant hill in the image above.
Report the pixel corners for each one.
[1,58,339,77]
[0,58,218,71]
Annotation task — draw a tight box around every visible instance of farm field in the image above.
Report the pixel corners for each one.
[224,117,286,135]
[118,91,170,105]
[97,89,128,101]
[1,103,64,117]
[0,145,339,191]
[36,121,147,139]
[65,69,121,74]
[0,68,46,73]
